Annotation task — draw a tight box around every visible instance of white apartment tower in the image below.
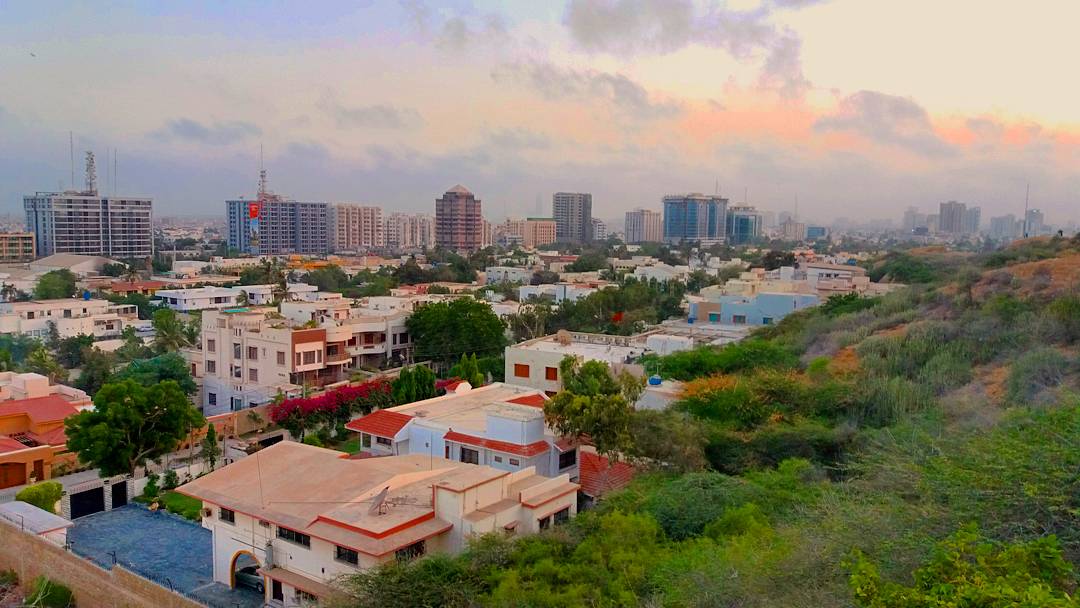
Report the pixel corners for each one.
[329,204,385,252]
[385,213,436,251]
[624,209,662,243]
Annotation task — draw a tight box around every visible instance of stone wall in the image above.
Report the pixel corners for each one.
[0,521,203,608]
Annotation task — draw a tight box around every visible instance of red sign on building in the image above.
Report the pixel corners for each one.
[248,202,260,219]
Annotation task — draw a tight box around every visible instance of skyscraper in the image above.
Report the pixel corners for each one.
[591,218,607,241]
[552,192,592,243]
[962,206,982,235]
[939,201,966,234]
[1024,208,1046,236]
[226,170,329,255]
[989,214,1018,240]
[385,213,436,250]
[435,185,483,253]
[727,206,764,245]
[329,204,384,252]
[662,194,728,244]
[624,208,662,243]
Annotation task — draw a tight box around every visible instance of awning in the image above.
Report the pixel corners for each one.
[257,567,340,599]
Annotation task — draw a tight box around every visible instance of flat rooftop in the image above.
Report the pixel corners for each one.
[515,336,646,363]
[386,383,546,435]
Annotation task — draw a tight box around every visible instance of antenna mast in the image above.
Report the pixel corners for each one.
[69,132,75,190]
[258,144,267,200]
[1023,182,1030,238]
[84,151,97,196]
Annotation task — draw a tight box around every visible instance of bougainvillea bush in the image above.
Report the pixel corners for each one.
[269,380,392,439]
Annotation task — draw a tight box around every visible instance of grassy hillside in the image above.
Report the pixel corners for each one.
[330,235,1080,608]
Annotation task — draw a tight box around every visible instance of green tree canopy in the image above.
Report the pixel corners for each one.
[391,365,437,405]
[543,356,642,460]
[406,298,506,366]
[448,353,484,387]
[73,347,116,396]
[151,308,193,353]
[54,334,94,368]
[21,346,68,383]
[33,269,77,300]
[112,352,198,395]
[65,379,205,476]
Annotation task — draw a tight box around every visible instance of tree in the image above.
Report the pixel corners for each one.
[761,250,796,270]
[305,265,349,292]
[449,353,484,387]
[54,334,94,368]
[506,302,551,342]
[65,379,206,477]
[391,365,437,404]
[114,326,153,362]
[543,356,640,460]
[101,262,127,277]
[565,251,609,272]
[0,282,19,302]
[112,352,197,395]
[151,308,192,353]
[21,346,67,383]
[628,409,707,472]
[74,347,115,396]
[406,298,507,366]
[201,424,220,471]
[33,269,77,300]
[530,270,560,285]
[15,481,63,513]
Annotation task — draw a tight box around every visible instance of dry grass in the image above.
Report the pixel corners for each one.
[974,252,1080,299]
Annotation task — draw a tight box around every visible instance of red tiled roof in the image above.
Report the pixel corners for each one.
[554,437,576,452]
[345,409,413,438]
[110,280,167,292]
[0,395,82,425]
[443,431,550,458]
[507,393,547,408]
[579,451,635,498]
[0,436,29,455]
[28,426,68,447]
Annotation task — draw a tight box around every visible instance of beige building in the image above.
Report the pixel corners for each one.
[500,218,557,249]
[0,299,142,339]
[624,209,662,243]
[384,213,435,251]
[504,332,647,395]
[329,204,384,252]
[178,441,578,606]
[0,233,35,263]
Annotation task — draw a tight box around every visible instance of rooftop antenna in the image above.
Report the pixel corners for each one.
[69,132,75,191]
[113,149,118,196]
[257,144,268,199]
[794,194,799,223]
[1022,182,1030,238]
[84,151,97,196]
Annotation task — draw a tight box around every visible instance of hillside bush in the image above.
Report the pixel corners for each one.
[1005,347,1070,404]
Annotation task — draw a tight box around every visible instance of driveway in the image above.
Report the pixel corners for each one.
[69,504,263,608]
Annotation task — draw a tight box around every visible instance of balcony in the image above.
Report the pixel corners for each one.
[326,351,352,365]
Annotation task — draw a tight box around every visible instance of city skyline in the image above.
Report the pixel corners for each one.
[3,1,1080,224]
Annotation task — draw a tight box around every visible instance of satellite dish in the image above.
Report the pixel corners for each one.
[367,486,390,516]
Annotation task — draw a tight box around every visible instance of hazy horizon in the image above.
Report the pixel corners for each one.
[3,1,1079,226]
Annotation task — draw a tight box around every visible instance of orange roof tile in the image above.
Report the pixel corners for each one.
[443,430,550,457]
[345,409,413,438]
[0,395,81,425]
[506,393,547,408]
[0,436,28,454]
[579,451,635,498]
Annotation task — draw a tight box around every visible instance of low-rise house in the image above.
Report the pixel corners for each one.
[484,266,533,285]
[106,280,168,296]
[346,382,578,480]
[691,291,820,326]
[518,282,600,304]
[0,298,142,339]
[0,501,73,545]
[632,263,691,283]
[504,332,646,395]
[0,373,92,489]
[154,286,242,312]
[239,283,319,306]
[178,441,578,605]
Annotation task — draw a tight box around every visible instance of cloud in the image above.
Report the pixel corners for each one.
[154,118,261,145]
[486,128,552,150]
[318,94,424,130]
[814,90,953,156]
[492,61,683,121]
[757,32,809,99]
[400,0,508,52]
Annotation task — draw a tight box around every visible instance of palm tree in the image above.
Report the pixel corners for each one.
[151,309,192,353]
[123,264,140,284]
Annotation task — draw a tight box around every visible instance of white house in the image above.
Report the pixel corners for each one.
[153,287,242,312]
[0,299,143,339]
[484,266,533,285]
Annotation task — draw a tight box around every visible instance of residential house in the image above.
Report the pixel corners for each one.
[0,373,92,489]
[0,298,142,339]
[504,332,646,395]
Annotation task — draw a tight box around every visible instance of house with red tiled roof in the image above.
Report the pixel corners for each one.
[578,450,635,500]
[0,373,92,489]
[346,382,579,481]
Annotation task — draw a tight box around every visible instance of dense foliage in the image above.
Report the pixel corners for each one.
[268,380,393,439]
[406,297,507,365]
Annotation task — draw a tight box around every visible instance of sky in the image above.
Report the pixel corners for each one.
[2,0,1079,226]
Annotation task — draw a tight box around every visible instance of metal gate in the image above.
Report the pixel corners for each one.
[69,486,105,519]
[111,481,128,508]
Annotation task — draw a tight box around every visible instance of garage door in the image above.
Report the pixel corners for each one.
[111,482,128,508]
[70,486,105,519]
[0,463,26,490]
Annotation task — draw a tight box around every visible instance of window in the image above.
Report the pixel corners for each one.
[277,351,286,365]
[732,314,747,325]
[303,351,316,365]
[277,526,311,548]
[508,458,520,466]
[762,317,774,325]
[335,545,359,565]
[493,455,503,463]
[207,339,216,353]
[538,515,551,530]
[248,368,258,382]
[247,346,258,360]
[233,343,241,358]
[375,436,392,447]
[558,449,577,470]
[295,589,317,603]
[554,507,571,525]
[219,508,235,524]
[206,360,216,374]
[545,367,558,381]
[395,540,425,562]
[208,393,217,406]
[460,447,479,465]
[514,363,530,378]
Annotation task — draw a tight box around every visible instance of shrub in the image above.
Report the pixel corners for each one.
[642,472,756,540]
[703,503,770,540]
[142,472,160,500]
[0,569,16,588]
[162,469,179,491]
[25,576,74,608]
[854,376,936,426]
[1006,347,1069,404]
[15,481,63,514]
[647,340,797,381]
[820,293,880,317]
[302,434,324,447]
[1048,295,1080,342]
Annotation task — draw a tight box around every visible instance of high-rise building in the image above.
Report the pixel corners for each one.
[902,206,927,232]
[939,201,966,234]
[624,208,662,243]
[989,214,1019,240]
[1024,208,1046,237]
[727,206,764,245]
[329,204,384,252]
[780,218,806,241]
[226,170,329,255]
[24,188,153,259]
[662,194,728,244]
[591,218,607,241]
[499,218,557,249]
[435,185,483,253]
[962,206,982,235]
[552,192,593,243]
[385,213,436,251]
[0,233,36,263]
[926,214,940,233]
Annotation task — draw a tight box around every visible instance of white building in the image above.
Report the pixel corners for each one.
[504,332,647,395]
[484,266,532,285]
[632,263,691,283]
[178,441,578,606]
[238,283,319,306]
[24,190,153,259]
[154,287,242,312]
[518,283,598,304]
[346,382,578,480]
[0,298,142,339]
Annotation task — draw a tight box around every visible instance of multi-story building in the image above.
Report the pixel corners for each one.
[153,284,320,312]
[1024,208,1046,237]
[505,332,647,396]
[662,194,727,244]
[24,192,152,259]
[0,233,36,263]
[499,218,557,249]
[434,185,483,253]
[624,209,662,243]
[485,266,533,284]
[552,192,592,243]
[347,381,580,480]
[178,441,578,606]
[780,218,806,241]
[591,218,607,240]
[0,299,141,339]
[227,199,330,256]
[0,372,93,489]
[990,214,1019,240]
[329,204,384,252]
[726,206,763,245]
[806,226,828,240]
[384,213,436,251]
[939,201,966,234]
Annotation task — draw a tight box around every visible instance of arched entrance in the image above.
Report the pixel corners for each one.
[229,550,264,595]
